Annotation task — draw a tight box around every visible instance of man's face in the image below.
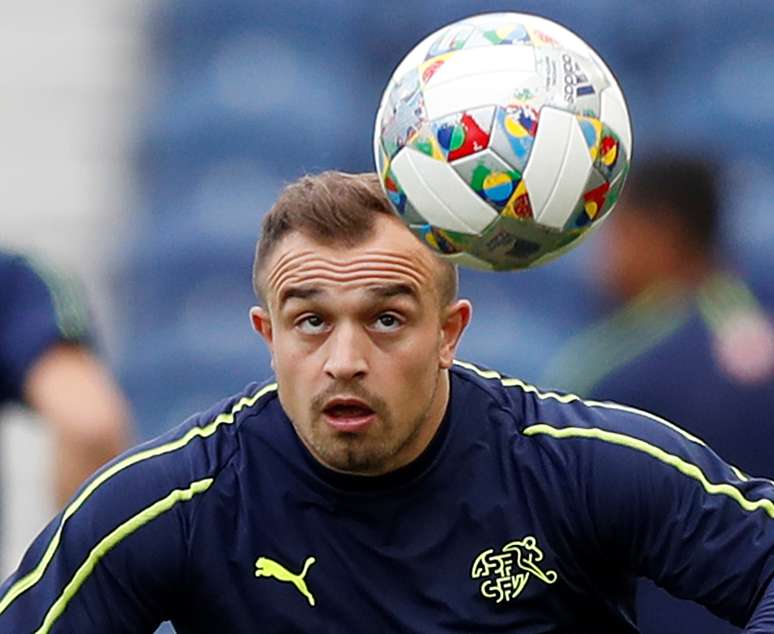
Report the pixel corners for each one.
[251,214,469,476]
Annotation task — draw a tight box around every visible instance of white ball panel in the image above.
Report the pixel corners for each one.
[423,46,536,120]
[534,113,593,229]
[522,107,572,220]
[600,85,633,160]
[523,107,594,229]
[391,147,499,233]
[424,70,537,121]
[426,44,536,87]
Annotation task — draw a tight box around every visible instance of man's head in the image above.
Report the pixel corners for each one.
[598,155,719,300]
[252,172,458,308]
[250,171,471,476]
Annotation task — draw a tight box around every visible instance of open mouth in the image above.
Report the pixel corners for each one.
[322,398,376,431]
[324,403,374,418]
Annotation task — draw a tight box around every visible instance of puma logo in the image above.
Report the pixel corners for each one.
[255,556,317,606]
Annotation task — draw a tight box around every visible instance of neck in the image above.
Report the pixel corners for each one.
[413,368,451,459]
[368,367,451,477]
[369,368,450,476]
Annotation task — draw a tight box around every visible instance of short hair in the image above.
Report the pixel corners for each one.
[620,155,719,252]
[253,171,458,307]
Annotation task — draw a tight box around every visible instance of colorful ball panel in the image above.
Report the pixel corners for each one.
[408,224,497,270]
[431,106,495,161]
[425,24,477,59]
[409,223,475,255]
[379,68,426,159]
[563,122,630,231]
[565,167,608,230]
[593,123,627,183]
[467,214,564,271]
[600,82,632,162]
[451,149,523,213]
[489,104,539,173]
[408,122,446,161]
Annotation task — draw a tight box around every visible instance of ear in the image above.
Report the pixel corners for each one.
[250,306,274,347]
[439,299,472,369]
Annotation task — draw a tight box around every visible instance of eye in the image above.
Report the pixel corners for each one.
[296,314,328,335]
[372,313,403,332]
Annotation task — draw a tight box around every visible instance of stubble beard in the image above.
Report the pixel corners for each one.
[297,373,441,476]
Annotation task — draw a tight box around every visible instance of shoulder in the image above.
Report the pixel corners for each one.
[452,358,648,429]
[452,359,714,473]
[541,287,694,395]
[16,381,280,572]
[0,252,53,310]
[61,380,278,516]
[0,249,91,345]
[0,250,33,279]
[0,251,89,327]
[0,251,94,400]
[133,379,279,484]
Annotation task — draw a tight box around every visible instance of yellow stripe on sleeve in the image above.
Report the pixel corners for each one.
[33,478,214,634]
[0,383,277,615]
[452,359,503,380]
[453,359,708,447]
[523,423,774,519]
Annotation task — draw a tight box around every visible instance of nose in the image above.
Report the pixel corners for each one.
[323,322,368,381]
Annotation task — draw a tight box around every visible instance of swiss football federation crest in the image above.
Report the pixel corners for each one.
[471,536,558,603]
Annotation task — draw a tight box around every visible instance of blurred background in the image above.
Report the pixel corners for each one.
[1,0,773,628]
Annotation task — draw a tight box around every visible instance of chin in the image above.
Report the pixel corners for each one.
[322,444,390,475]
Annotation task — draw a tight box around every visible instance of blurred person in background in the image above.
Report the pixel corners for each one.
[0,249,132,507]
[544,154,774,634]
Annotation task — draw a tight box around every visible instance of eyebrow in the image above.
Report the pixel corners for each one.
[278,285,323,308]
[278,282,419,308]
[366,283,419,301]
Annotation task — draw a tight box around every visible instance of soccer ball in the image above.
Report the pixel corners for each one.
[373,12,632,270]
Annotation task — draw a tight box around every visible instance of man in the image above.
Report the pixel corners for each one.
[544,156,774,633]
[0,251,131,506]
[0,172,772,633]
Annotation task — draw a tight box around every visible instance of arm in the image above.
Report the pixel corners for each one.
[23,343,132,505]
[529,400,774,629]
[747,578,774,633]
[0,253,131,503]
[587,406,774,629]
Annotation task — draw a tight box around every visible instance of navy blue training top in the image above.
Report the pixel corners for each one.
[1,361,773,632]
[0,251,91,404]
